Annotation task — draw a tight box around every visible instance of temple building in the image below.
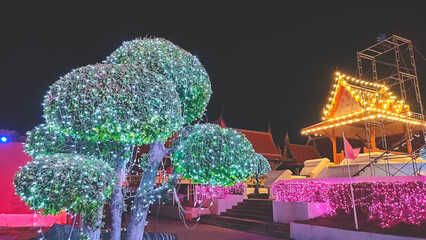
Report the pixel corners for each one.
[278,133,321,175]
[213,115,319,172]
[301,72,426,177]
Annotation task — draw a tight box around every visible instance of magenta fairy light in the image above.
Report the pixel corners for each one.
[271,180,425,228]
[195,182,244,203]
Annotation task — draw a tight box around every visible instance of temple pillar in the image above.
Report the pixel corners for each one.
[406,138,413,153]
[370,127,376,150]
[404,125,413,153]
[328,135,337,163]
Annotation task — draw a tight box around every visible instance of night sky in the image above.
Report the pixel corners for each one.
[2,2,426,144]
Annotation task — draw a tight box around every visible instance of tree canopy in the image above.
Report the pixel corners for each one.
[253,153,271,175]
[14,153,115,226]
[104,38,212,124]
[171,124,256,187]
[43,64,183,145]
[25,123,129,165]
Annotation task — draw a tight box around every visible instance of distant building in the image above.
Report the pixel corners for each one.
[278,133,322,174]
[213,116,320,172]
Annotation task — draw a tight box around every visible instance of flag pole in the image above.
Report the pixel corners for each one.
[343,132,359,230]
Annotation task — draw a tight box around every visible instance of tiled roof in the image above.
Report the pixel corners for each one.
[212,115,285,161]
[288,144,321,164]
[235,129,285,161]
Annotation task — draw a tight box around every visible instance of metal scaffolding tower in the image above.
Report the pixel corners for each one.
[355,35,425,176]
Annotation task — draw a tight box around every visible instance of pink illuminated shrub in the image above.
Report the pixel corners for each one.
[194,182,244,204]
[271,181,329,202]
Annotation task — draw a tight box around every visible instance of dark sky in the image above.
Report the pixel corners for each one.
[1,2,426,144]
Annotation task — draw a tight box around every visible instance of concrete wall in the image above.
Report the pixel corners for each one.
[210,195,244,215]
[273,201,329,224]
[290,222,424,240]
[326,163,424,178]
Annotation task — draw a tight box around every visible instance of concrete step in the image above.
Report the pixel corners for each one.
[232,205,273,212]
[242,199,273,204]
[238,199,272,207]
[201,215,289,239]
[237,201,273,208]
[226,208,273,216]
[221,211,273,222]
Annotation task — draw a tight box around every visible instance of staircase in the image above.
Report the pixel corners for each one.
[201,199,290,239]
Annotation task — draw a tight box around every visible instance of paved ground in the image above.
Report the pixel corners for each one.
[0,226,49,240]
[0,217,284,240]
[144,216,284,240]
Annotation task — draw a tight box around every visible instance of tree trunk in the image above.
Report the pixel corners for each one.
[254,173,260,195]
[81,207,103,240]
[110,157,125,240]
[125,141,168,240]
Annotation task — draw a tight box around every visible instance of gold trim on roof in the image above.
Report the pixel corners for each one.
[301,72,425,136]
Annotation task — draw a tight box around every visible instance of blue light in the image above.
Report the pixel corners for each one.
[1,136,7,143]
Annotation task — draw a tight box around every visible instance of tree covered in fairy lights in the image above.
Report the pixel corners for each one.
[104,38,212,124]
[15,37,258,240]
[23,122,130,239]
[14,153,115,239]
[251,153,271,194]
[42,62,185,240]
[171,124,256,187]
[43,63,183,145]
[25,123,129,165]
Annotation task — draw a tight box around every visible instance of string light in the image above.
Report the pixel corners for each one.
[14,153,115,227]
[171,124,257,187]
[104,37,212,124]
[194,182,244,203]
[253,153,271,175]
[303,72,425,135]
[24,123,130,166]
[272,180,426,228]
[43,63,184,145]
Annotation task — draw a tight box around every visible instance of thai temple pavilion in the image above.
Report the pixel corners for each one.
[301,72,426,165]
[213,115,318,172]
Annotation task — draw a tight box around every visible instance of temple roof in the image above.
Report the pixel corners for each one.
[280,133,322,164]
[301,72,426,139]
[288,144,321,164]
[235,128,284,160]
[323,72,409,120]
[213,116,285,161]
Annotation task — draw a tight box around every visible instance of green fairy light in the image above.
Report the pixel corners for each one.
[252,153,271,175]
[43,63,184,145]
[171,124,256,187]
[104,37,212,124]
[25,123,130,166]
[14,153,115,227]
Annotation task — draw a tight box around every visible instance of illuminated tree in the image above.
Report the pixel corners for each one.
[44,63,183,145]
[251,153,271,194]
[25,123,129,165]
[104,37,212,124]
[102,38,214,240]
[171,124,256,187]
[14,153,115,239]
[21,123,126,239]
[43,63,183,240]
[37,37,256,240]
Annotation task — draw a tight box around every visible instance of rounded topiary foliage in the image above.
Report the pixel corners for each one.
[14,153,115,226]
[25,123,129,166]
[253,153,271,175]
[43,63,183,145]
[171,124,256,187]
[104,38,212,124]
